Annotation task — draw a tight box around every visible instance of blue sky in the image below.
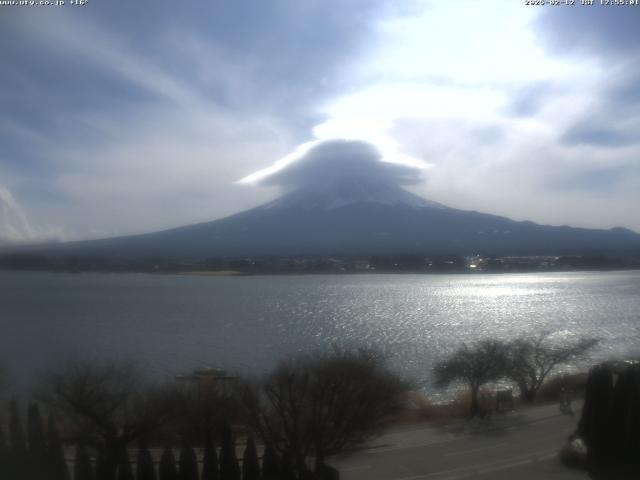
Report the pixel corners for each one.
[1,0,639,241]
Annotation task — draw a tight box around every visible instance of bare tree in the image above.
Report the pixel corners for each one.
[41,360,179,480]
[434,340,508,417]
[174,375,243,444]
[505,332,598,403]
[243,349,408,475]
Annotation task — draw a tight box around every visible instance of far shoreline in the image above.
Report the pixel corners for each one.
[0,268,640,277]
[178,270,244,276]
[2,267,640,277]
[171,267,640,277]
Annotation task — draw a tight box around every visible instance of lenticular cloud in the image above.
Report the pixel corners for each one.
[240,139,425,189]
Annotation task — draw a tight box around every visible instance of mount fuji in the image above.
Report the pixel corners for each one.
[24,176,640,260]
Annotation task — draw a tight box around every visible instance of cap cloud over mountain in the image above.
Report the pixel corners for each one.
[240,139,440,211]
[248,139,425,189]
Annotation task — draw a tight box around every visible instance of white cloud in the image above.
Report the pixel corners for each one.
[0,186,33,242]
[240,139,427,190]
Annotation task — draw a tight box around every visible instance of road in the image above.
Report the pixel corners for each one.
[331,403,589,480]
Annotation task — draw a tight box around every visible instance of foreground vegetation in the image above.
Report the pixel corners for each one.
[0,349,407,480]
[561,361,640,479]
[0,333,599,479]
[434,332,598,417]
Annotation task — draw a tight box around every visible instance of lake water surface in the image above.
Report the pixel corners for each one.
[1,270,639,391]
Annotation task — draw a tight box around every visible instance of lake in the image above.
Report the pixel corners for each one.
[1,270,639,393]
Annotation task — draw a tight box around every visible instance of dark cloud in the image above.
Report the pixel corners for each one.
[257,140,424,189]
[534,5,640,60]
[549,166,635,192]
[562,125,637,148]
[535,6,640,149]
[0,0,383,115]
[506,82,555,117]
[603,60,640,111]
[559,75,640,147]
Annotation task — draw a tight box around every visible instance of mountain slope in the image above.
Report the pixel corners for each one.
[27,179,640,259]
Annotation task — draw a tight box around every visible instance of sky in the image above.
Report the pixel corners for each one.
[1,0,639,242]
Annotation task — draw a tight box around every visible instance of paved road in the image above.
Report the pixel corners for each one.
[331,404,589,480]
